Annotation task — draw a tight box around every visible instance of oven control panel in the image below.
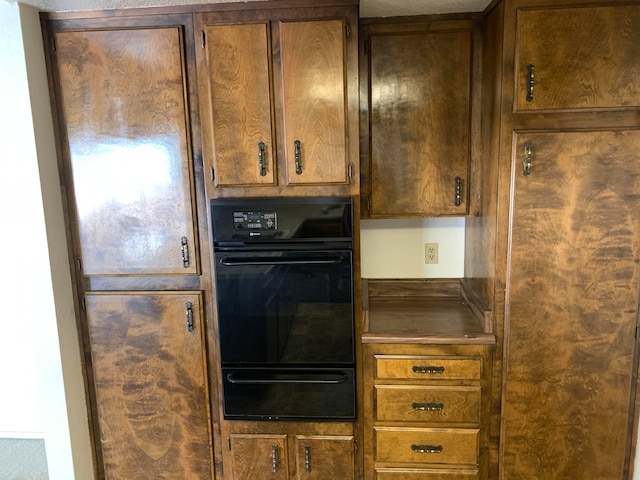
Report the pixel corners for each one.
[233,211,277,231]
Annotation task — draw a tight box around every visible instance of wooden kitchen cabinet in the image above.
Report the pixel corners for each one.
[50,21,199,276]
[362,343,492,480]
[227,432,355,480]
[196,3,359,194]
[85,291,214,479]
[360,19,475,217]
[500,129,640,479]
[514,2,640,111]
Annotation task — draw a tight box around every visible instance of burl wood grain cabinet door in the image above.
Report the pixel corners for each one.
[53,27,198,276]
[279,19,350,186]
[228,434,289,480]
[515,4,640,111]
[85,292,213,479]
[292,435,354,480]
[502,130,640,479]
[368,30,471,216]
[199,22,277,188]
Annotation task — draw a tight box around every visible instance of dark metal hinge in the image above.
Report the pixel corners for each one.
[51,35,57,54]
[81,295,86,312]
[347,163,353,179]
[201,30,206,49]
[77,257,82,272]
[210,166,215,182]
[345,22,351,39]
[636,325,640,339]
[227,437,231,450]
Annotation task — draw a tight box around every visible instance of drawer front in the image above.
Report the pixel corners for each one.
[375,356,481,381]
[375,427,479,465]
[375,385,481,423]
[375,468,479,480]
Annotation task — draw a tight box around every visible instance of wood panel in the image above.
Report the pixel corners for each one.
[85,292,213,479]
[368,29,471,216]
[54,27,198,276]
[280,19,349,185]
[229,434,288,480]
[502,130,640,478]
[202,22,276,187]
[292,435,354,480]
[515,4,640,111]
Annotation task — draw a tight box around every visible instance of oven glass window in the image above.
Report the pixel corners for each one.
[215,250,354,366]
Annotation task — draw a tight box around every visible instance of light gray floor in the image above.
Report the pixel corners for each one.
[0,439,49,480]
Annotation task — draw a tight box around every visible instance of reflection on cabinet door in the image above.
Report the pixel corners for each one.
[367,29,471,216]
[85,292,213,479]
[502,130,640,479]
[515,4,640,111]
[54,27,198,276]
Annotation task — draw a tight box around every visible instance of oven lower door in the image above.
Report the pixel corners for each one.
[222,367,356,421]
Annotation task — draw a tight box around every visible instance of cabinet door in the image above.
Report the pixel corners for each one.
[85,292,213,479]
[54,27,198,276]
[200,22,277,187]
[516,4,640,111]
[293,435,354,480]
[368,30,471,216]
[502,130,640,478]
[280,19,350,185]
[229,434,289,480]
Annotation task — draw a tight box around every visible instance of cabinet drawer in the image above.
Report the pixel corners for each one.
[375,427,478,465]
[375,356,481,381]
[375,468,479,480]
[375,385,480,423]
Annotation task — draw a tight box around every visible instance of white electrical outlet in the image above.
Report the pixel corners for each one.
[425,243,439,264]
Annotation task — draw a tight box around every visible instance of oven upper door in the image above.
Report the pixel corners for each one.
[214,249,354,366]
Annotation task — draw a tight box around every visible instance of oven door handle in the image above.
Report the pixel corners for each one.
[226,372,349,385]
[219,255,346,266]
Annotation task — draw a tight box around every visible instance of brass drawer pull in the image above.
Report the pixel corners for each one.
[412,402,444,411]
[412,365,445,374]
[411,444,443,454]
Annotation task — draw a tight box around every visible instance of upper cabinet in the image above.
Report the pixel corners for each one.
[360,19,476,218]
[515,2,640,111]
[195,4,359,196]
[49,18,199,276]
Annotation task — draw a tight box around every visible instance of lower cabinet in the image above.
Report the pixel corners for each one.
[85,292,214,479]
[228,433,355,480]
[363,344,492,480]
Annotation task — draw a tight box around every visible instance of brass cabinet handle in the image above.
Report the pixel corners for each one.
[526,64,535,102]
[523,140,533,176]
[304,445,311,473]
[271,444,279,473]
[454,176,462,206]
[186,302,194,332]
[258,142,267,177]
[181,236,190,268]
[412,365,445,374]
[412,402,444,411]
[294,140,302,174]
[411,444,443,454]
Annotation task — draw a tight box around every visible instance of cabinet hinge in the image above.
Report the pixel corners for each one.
[210,166,215,182]
[227,437,231,451]
[50,35,57,54]
[347,163,353,179]
[636,325,640,339]
[201,30,206,49]
[354,439,358,453]
[80,295,86,312]
[77,257,82,272]
[345,22,351,39]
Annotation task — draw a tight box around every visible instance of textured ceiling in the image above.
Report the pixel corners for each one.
[6,0,493,16]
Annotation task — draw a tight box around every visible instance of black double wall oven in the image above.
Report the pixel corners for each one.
[210,197,355,421]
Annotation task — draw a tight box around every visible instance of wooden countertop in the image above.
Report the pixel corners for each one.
[361,279,495,345]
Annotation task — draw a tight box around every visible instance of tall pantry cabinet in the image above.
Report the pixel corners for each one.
[42,14,217,479]
[471,0,640,478]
